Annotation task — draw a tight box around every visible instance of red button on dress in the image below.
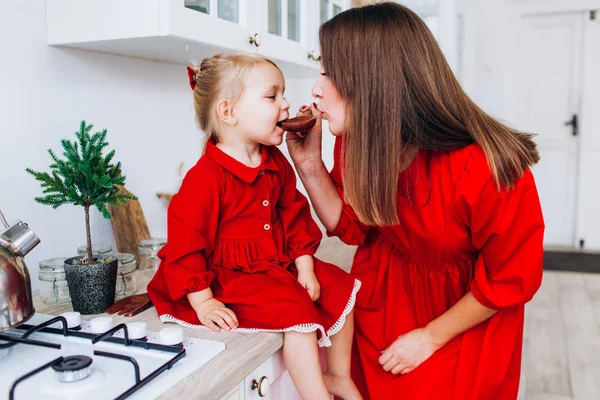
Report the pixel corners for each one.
[148,141,360,346]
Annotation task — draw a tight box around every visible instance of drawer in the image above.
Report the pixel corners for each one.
[244,349,286,399]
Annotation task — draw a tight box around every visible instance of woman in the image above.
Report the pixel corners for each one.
[286,2,544,399]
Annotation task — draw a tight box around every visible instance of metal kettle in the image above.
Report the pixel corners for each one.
[0,211,40,332]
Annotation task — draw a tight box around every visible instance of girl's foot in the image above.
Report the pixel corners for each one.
[323,372,363,400]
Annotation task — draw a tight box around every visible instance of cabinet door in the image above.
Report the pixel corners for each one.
[268,370,303,400]
[313,0,351,61]
[318,0,350,24]
[223,381,245,400]
[243,348,335,400]
[244,349,294,399]
[171,0,255,53]
[250,0,320,73]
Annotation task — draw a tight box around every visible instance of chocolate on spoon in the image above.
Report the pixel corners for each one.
[278,116,317,132]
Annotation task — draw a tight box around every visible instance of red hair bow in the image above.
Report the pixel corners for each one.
[187,66,197,90]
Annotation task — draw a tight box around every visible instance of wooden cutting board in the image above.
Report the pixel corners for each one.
[109,186,150,264]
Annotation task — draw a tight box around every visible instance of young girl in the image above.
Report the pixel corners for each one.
[147,53,362,400]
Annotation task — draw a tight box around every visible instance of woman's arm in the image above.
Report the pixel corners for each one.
[426,291,496,347]
[295,161,343,233]
[381,155,544,375]
[379,292,496,375]
[286,103,343,232]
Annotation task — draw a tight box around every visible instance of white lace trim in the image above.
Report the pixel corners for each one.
[325,278,361,338]
[158,278,361,348]
[160,314,333,347]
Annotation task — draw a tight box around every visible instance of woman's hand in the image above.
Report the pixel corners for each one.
[285,103,323,172]
[379,292,497,375]
[193,297,239,333]
[297,269,321,301]
[378,327,442,375]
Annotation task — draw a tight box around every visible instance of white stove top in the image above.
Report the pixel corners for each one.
[0,313,225,400]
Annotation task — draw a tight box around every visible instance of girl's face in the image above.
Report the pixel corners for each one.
[234,62,290,146]
[312,64,346,136]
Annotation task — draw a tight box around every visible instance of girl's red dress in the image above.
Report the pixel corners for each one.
[329,138,544,399]
[148,141,360,346]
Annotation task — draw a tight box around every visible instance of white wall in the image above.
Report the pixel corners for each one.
[457,0,518,122]
[0,1,325,290]
[459,0,600,250]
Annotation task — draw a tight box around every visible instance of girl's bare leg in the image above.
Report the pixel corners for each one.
[284,331,331,400]
[324,311,363,400]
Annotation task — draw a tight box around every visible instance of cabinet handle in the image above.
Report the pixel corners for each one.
[251,376,271,397]
[308,50,321,62]
[249,33,261,47]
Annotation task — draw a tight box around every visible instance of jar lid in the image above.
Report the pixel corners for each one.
[39,257,67,272]
[138,238,166,255]
[116,253,136,273]
[139,238,166,248]
[38,258,67,280]
[77,244,113,256]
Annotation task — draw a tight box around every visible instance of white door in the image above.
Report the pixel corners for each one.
[513,12,585,248]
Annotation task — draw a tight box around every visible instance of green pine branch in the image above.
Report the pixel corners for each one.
[26,120,137,264]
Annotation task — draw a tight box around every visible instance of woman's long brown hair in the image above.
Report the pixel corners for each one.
[320,2,539,226]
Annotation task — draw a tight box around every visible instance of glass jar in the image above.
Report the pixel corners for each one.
[138,238,166,271]
[115,253,137,299]
[38,258,71,305]
[76,244,113,258]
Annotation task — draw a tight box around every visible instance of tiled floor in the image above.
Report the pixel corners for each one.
[519,271,600,400]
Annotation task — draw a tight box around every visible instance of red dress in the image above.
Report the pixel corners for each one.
[329,138,544,399]
[148,141,360,346]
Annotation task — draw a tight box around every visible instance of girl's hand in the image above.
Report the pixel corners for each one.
[378,328,442,375]
[193,297,239,332]
[297,270,321,302]
[285,103,323,172]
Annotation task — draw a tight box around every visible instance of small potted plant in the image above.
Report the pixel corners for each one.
[26,121,136,314]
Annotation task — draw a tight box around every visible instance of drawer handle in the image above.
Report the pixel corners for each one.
[249,33,261,47]
[251,376,271,397]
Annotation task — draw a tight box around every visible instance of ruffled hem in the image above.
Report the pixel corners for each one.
[159,278,360,347]
[326,278,361,338]
[159,314,333,347]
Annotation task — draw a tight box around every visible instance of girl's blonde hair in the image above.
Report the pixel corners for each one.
[191,53,282,143]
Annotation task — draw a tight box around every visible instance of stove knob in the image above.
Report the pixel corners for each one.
[60,311,81,328]
[159,326,184,345]
[126,322,147,340]
[90,316,114,333]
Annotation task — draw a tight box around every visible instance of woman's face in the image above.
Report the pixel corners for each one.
[311,64,346,136]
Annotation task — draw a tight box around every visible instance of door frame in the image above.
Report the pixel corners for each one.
[512,7,593,250]
[458,0,599,249]
[514,10,586,249]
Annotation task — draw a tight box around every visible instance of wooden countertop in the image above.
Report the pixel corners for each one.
[34,237,356,400]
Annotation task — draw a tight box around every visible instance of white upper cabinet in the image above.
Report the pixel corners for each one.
[45,0,348,78]
[250,1,318,70]
[319,0,350,24]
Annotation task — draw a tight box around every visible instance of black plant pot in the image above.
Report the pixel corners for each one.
[64,256,118,315]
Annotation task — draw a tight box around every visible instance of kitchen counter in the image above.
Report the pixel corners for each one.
[34,237,356,400]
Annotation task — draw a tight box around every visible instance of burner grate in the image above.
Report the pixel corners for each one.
[5,316,186,400]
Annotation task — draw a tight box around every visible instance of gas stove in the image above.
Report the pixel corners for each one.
[0,313,225,400]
